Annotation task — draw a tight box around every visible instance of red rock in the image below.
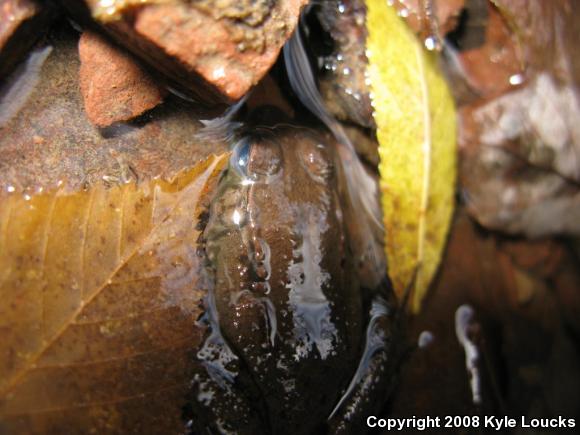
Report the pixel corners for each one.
[455,0,580,237]
[78,31,166,127]
[0,29,229,192]
[0,0,52,77]
[72,0,307,104]
[457,3,522,99]
[0,0,36,47]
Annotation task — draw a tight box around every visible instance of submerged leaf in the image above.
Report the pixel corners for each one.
[0,154,227,434]
[366,0,457,312]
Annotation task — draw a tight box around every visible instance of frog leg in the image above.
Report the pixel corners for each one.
[184,291,268,435]
[327,295,397,434]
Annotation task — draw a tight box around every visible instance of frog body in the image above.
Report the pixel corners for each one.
[188,122,395,434]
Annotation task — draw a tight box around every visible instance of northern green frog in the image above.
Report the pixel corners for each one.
[186,120,396,434]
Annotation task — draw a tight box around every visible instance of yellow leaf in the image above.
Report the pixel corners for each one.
[366,0,457,313]
[0,154,228,433]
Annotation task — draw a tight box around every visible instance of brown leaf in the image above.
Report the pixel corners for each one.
[0,153,228,434]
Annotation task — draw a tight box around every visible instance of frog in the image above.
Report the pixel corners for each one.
[185,113,397,434]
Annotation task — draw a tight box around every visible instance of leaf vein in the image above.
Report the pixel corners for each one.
[0,156,220,399]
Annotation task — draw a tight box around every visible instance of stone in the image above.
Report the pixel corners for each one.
[68,0,307,104]
[0,26,228,192]
[0,0,53,78]
[455,2,522,100]
[78,31,166,127]
[315,0,375,129]
[392,0,465,40]
[456,0,580,237]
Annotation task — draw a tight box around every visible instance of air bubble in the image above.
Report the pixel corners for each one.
[509,73,524,86]
[424,34,442,52]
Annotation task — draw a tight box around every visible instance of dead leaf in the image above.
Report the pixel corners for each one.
[366,0,457,312]
[0,153,227,434]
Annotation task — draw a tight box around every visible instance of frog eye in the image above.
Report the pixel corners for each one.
[296,140,333,183]
[230,137,252,178]
[231,133,283,181]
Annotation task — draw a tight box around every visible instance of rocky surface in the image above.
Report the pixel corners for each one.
[451,1,522,100]
[456,0,580,236]
[65,0,307,104]
[388,211,580,428]
[0,0,54,78]
[0,26,228,192]
[79,31,166,127]
[392,0,465,41]
[314,0,375,129]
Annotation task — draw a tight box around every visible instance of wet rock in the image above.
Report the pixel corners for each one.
[311,0,464,130]
[392,0,465,40]
[455,0,580,237]
[66,0,307,104]
[78,31,166,127]
[492,0,580,77]
[451,1,522,100]
[459,96,580,236]
[314,0,375,129]
[341,123,380,168]
[0,26,228,192]
[388,212,580,423]
[0,0,54,78]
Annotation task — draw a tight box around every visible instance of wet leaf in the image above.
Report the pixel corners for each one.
[366,0,457,312]
[0,154,227,434]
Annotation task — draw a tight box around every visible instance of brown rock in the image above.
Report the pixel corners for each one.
[456,2,522,99]
[78,31,166,127]
[388,212,580,423]
[392,0,465,40]
[0,0,53,78]
[314,0,374,129]
[454,0,580,237]
[0,26,228,193]
[0,0,37,48]
[71,0,307,104]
